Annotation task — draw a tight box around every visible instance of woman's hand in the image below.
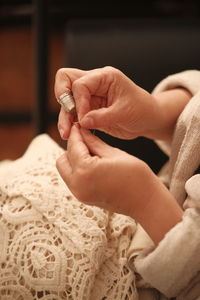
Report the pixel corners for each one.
[56,125,150,216]
[56,125,183,244]
[55,66,192,142]
[54,66,160,140]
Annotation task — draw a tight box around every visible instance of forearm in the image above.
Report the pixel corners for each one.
[145,88,192,141]
[131,165,183,245]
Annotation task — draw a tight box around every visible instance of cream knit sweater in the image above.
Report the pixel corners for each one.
[0,136,138,299]
[133,70,200,300]
[0,70,200,300]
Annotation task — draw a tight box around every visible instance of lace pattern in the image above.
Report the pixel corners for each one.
[0,134,138,300]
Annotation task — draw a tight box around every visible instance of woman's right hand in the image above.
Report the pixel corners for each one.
[56,125,183,244]
[54,66,161,140]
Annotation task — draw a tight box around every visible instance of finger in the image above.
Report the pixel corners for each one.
[72,67,114,121]
[57,108,71,139]
[67,125,91,168]
[72,82,91,122]
[58,107,78,140]
[80,128,117,158]
[54,68,86,100]
[55,68,86,138]
[79,105,115,130]
[56,152,72,185]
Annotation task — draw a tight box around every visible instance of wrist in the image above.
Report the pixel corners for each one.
[144,88,192,141]
[131,166,183,244]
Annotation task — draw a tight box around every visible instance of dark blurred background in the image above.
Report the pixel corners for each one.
[0,0,200,173]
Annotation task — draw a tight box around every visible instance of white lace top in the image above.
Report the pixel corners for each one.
[0,134,138,300]
[2,70,200,299]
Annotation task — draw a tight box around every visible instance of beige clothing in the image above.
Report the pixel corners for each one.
[133,70,200,299]
[0,70,200,299]
[0,135,139,300]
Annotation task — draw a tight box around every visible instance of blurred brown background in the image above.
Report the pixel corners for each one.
[0,0,200,170]
[0,24,64,160]
[0,0,71,160]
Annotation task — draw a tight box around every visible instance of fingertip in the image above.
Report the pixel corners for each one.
[80,107,111,130]
[80,116,94,129]
[80,127,115,157]
[58,108,75,140]
[58,125,69,140]
[68,122,83,143]
[58,126,65,139]
[70,122,80,134]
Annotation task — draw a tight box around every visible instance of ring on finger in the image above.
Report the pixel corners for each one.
[57,91,76,113]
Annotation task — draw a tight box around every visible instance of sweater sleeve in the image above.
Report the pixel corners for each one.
[133,208,200,298]
[130,70,200,298]
[152,69,200,156]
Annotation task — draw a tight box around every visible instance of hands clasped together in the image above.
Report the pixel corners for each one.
[55,66,189,243]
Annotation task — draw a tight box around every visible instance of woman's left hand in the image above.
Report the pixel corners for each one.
[56,125,155,217]
[56,125,183,244]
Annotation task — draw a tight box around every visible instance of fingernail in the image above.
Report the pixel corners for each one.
[80,116,93,128]
[59,127,65,139]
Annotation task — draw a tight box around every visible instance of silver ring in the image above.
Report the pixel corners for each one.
[57,91,76,113]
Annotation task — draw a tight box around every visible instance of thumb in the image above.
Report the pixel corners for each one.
[79,106,115,130]
[80,128,116,158]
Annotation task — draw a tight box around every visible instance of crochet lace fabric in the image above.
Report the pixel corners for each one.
[0,134,138,300]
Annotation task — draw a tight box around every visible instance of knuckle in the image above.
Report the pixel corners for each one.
[55,154,66,174]
[75,159,97,184]
[103,66,115,72]
[103,66,120,75]
[72,78,83,91]
[55,68,69,97]
[55,68,67,79]
[102,66,123,83]
[70,160,99,204]
[71,79,79,90]
[76,165,93,182]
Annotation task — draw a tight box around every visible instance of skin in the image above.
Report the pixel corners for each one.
[54,66,192,244]
[55,66,191,141]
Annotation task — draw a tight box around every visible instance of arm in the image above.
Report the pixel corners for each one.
[56,69,200,297]
[54,67,192,142]
[133,70,200,298]
[56,125,183,245]
[145,87,192,141]
[132,165,183,244]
